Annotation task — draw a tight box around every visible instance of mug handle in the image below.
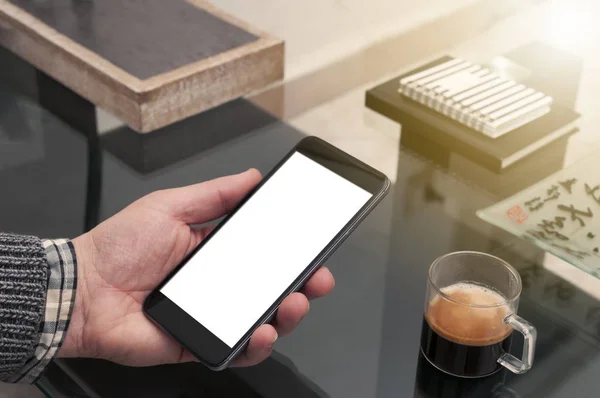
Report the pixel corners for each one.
[498,314,537,374]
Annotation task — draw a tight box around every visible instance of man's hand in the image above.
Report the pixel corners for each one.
[60,169,335,367]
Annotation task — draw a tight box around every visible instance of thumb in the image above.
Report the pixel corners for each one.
[155,169,261,224]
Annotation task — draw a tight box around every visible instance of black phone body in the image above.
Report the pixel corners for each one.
[143,136,390,370]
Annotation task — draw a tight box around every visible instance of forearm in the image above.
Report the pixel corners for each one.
[0,233,76,383]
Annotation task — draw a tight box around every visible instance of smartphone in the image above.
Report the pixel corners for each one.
[143,136,390,370]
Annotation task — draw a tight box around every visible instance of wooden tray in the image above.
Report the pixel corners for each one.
[0,0,284,132]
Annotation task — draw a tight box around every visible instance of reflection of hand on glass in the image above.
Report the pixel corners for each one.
[0,170,336,383]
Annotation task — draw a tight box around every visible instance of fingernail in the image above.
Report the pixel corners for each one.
[268,332,278,349]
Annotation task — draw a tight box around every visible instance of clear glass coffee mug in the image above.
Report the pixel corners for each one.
[420,251,536,378]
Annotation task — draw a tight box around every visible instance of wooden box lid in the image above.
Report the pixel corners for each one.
[0,0,284,132]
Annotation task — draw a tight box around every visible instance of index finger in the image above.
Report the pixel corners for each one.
[300,267,335,300]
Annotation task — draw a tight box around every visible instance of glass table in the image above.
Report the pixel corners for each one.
[1,0,600,396]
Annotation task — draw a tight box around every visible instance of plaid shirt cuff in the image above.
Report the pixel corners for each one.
[12,239,77,384]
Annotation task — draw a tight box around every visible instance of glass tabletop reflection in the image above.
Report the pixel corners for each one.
[1,85,597,398]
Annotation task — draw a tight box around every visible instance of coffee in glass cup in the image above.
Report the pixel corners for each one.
[420,252,536,378]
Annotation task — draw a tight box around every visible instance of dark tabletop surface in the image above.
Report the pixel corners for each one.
[3,50,600,398]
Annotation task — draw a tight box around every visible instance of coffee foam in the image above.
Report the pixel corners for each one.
[425,282,513,346]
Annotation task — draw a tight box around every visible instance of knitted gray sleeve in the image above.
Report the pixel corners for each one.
[0,233,48,382]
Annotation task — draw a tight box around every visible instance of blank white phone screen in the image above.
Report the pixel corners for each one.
[161,152,373,347]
